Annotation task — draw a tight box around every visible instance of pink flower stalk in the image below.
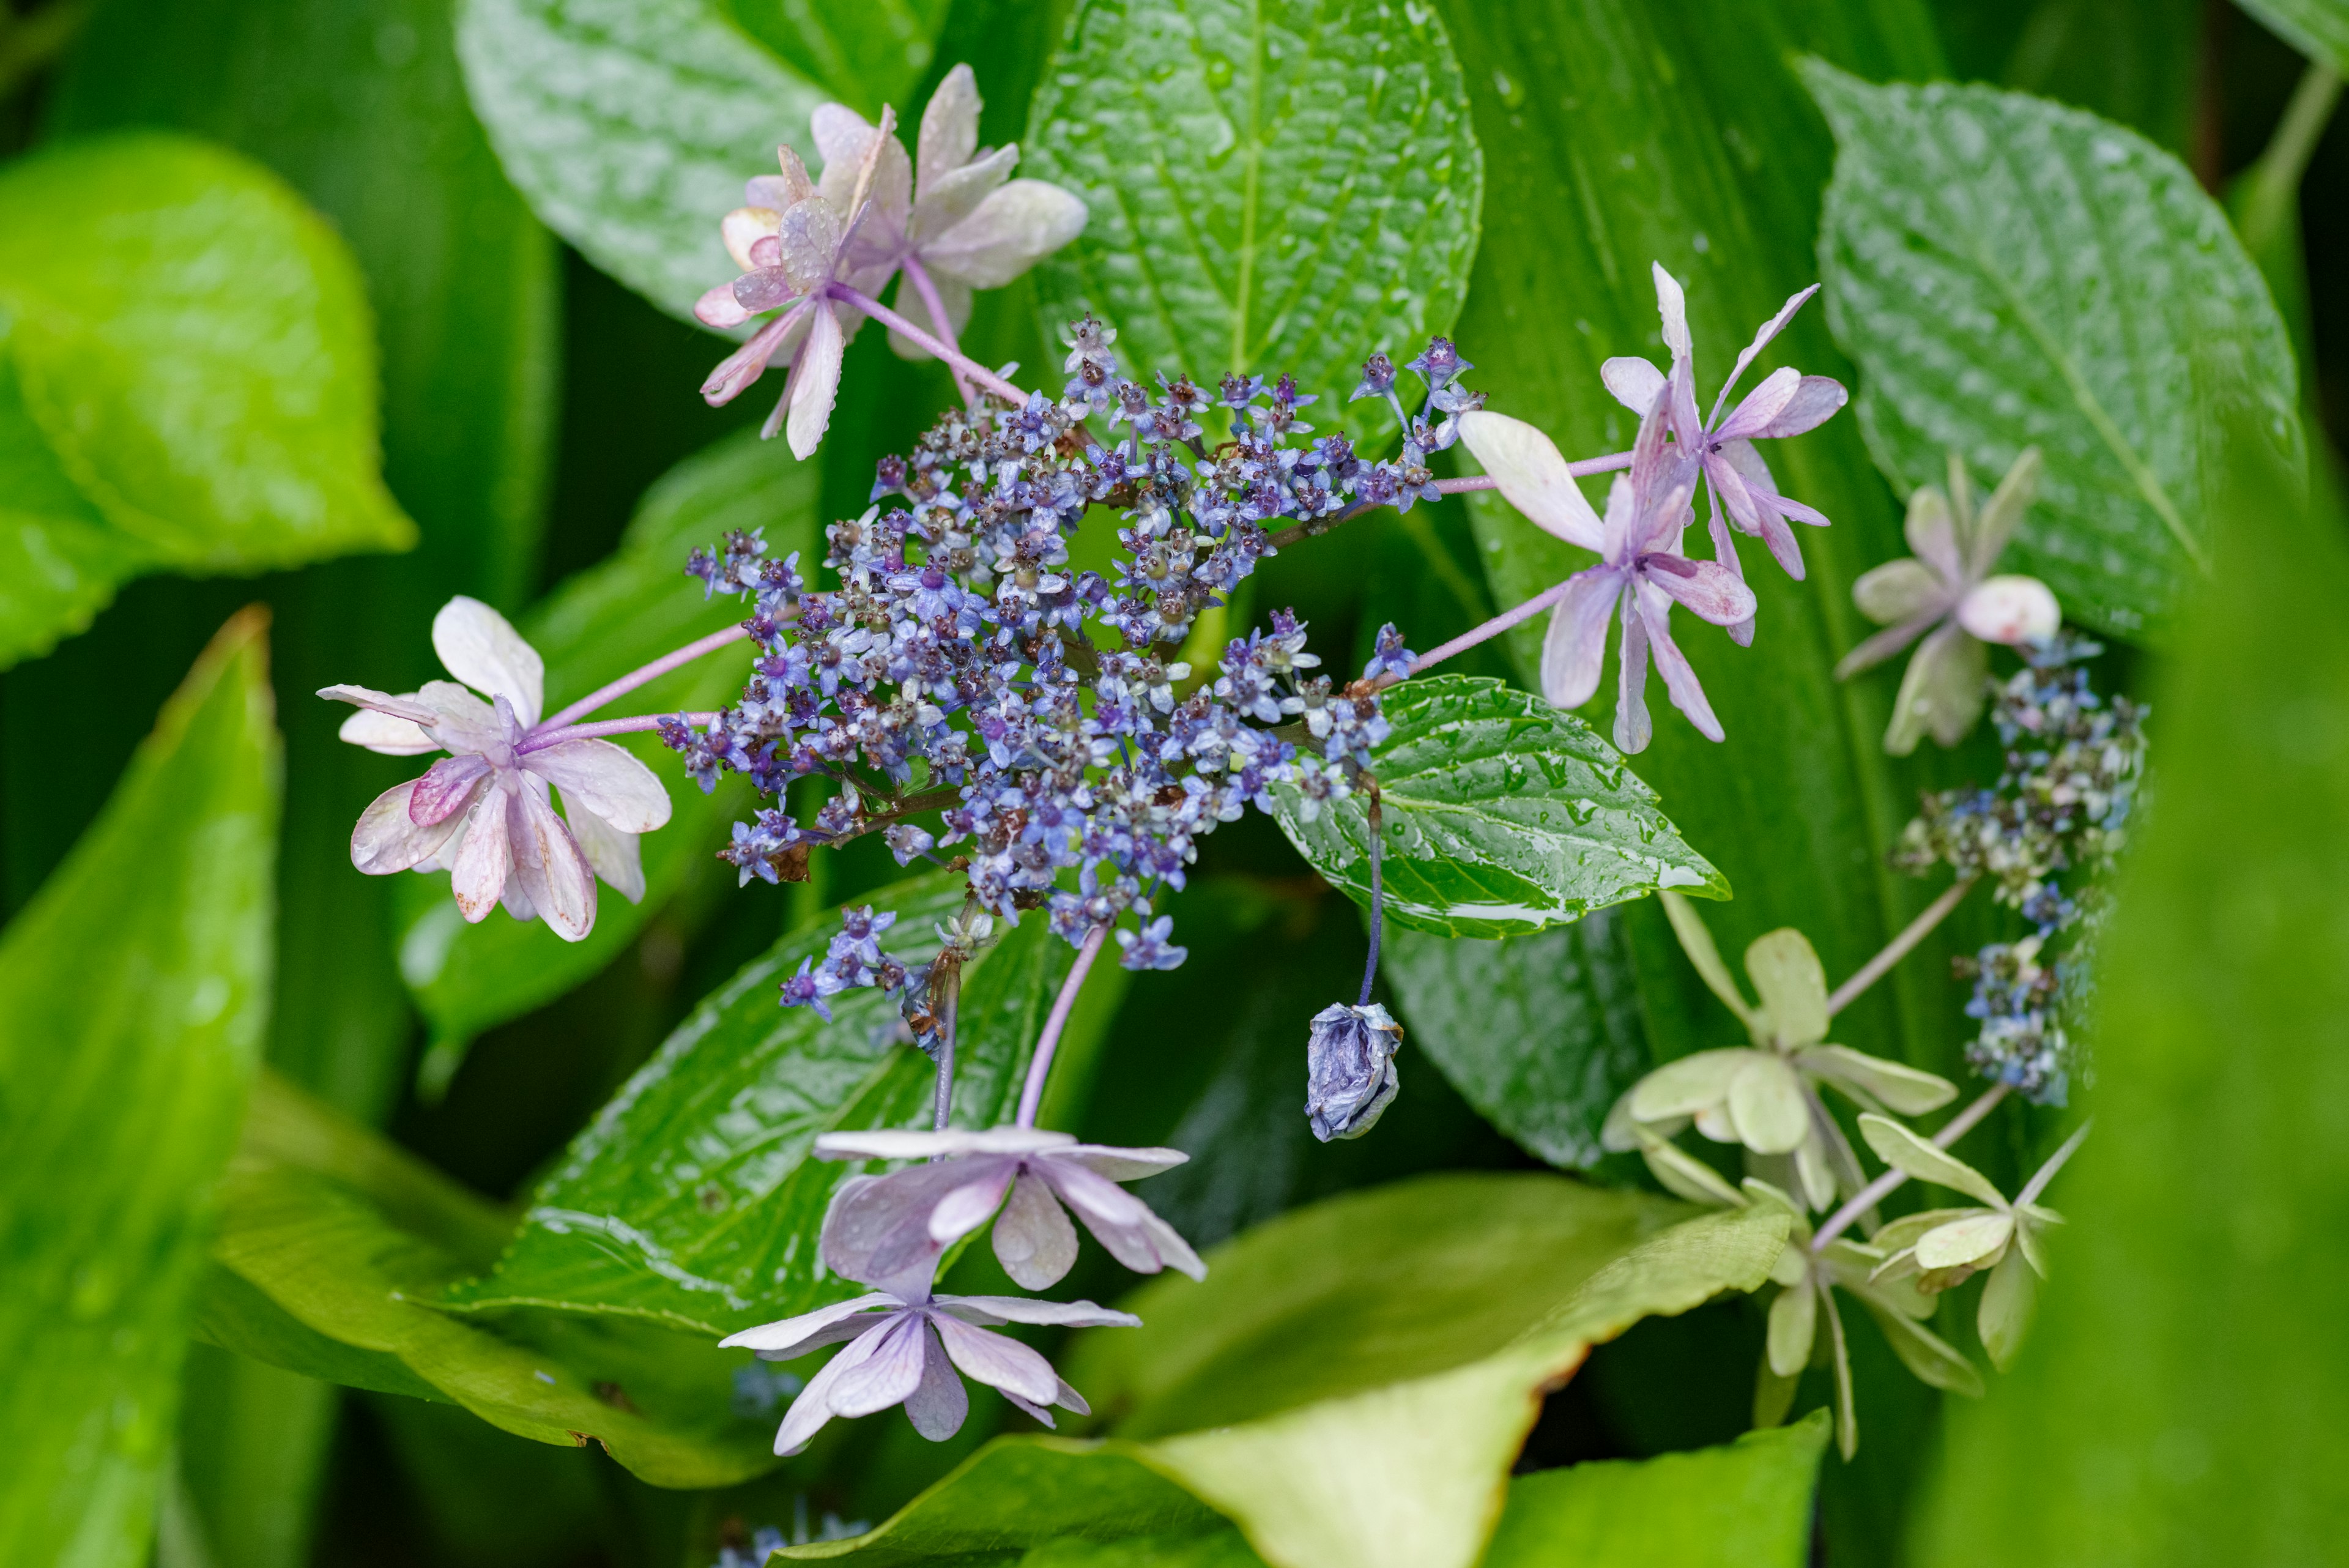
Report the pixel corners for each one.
[321,598,672,942]
[1602,263,1847,638]
[1457,390,1757,752]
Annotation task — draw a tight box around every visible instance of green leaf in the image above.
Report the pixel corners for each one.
[1024,0,1482,422]
[0,611,280,1567]
[1382,912,1648,1169]
[1912,424,2349,1559]
[0,133,416,667]
[721,0,954,114]
[442,875,1076,1336]
[393,428,817,1070]
[1805,62,2304,641]
[2238,0,2349,73]
[196,1072,776,1488]
[1480,1413,1833,1568]
[456,0,826,323]
[1271,675,1726,938]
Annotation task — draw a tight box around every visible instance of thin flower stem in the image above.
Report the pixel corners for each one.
[2238,61,2343,258]
[1262,456,1630,552]
[526,711,722,745]
[931,986,959,1134]
[1389,576,1578,682]
[535,623,754,735]
[1015,921,1109,1129]
[1357,796,1385,1008]
[900,255,971,405]
[1808,1082,2011,1254]
[829,283,1025,404]
[1825,877,1978,1017]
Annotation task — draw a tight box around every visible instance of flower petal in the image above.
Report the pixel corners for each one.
[785,302,847,460]
[811,103,879,200]
[1614,587,1653,753]
[1753,375,1846,439]
[928,1167,1019,1246]
[814,1127,1077,1161]
[721,204,782,272]
[1796,1044,1956,1115]
[563,799,645,902]
[820,1159,1014,1293]
[921,179,1088,288]
[695,280,754,330]
[1885,619,1987,755]
[932,1295,1141,1329]
[412,679,502,755]
[507,782,596,942]
[732,266,799,314]
[702,302,811,406]
[1767,1275,1817,1377]
[719,1293,899,1358]
[432,596,544,724]
[1915,1211,2014,1270]
[1638,551,1756,626]
[351,779,467,875]
[1727,1055,1810,1154]
[1628,1047,1754,1121]
[992,1169,1080,1290]
[1857,1113,2009,1208]
[319,683,441,735]
[408,754,489,828]
[1902,484,1964,582]
[1453,410,1603,550]
[1538,569,1620,710]
[1743,928,1828,1047]
[1966,447,2043,574]
[777,196,845,294]
[1599,355,1666,419]
[911,144,1019,247]
[523,738,672,833]
[1652,260,1691,363]
[1713,365,1803,442]
[1710,283,1818,423]
[903,1323,970,1440]
[448,782,513,923]
[1957,576,2060,646]
[929,1311,1059,1405]
[771,1321,886,1455]
[1852,558,1950,627]
[746,144,817,211]
[1055,1144,1189,1182]
[827,1313,930,1418]
[1636,584,1723,742]
[918,64,982,195]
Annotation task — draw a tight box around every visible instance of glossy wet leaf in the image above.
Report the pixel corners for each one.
[196,1073,776,1488]
[392,429,814,1071]
[443,876,1077,1336]
[1913,431,2349,1560]
[456,0,826,322]
[0,135,414,667]
[0,612,279,1567]
[1806,63,2303,641]
[1024,0,1481,423]
[721,0,954,114]
[2238,0,2349,72]
[1271,675,1727,938]
[1383,911,1649,1169]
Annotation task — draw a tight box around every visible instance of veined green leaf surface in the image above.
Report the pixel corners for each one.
[2238,0,2349,72]
[721,0,954,114]
[1912,438,2349,1556]
[0,611,280,1567]
[1384,910,1649,1169]
[392,428,814,1068]
[457,0,825,323]
[198,1073,776,1488]
[1271,675,1726,938]
[1806,63,2304,641]
[1025,0,1482,426]
[443,876,1077,1336]
[0,135,415,667]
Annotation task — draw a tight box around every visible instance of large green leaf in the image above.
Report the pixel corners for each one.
[0,611,280,1567]
[1806,63,2304,641]
[1271,675,1726,938]
[1024,0,1482,422]
[392,428,814,1073]
[443,876,1081,1336]
[456,0,825,323]
[196,1072,777,1488]
[1912,444,2349,1553]
[0,133,415,667]
[2238,0,2349,72]
[1384,910,1648,1169]
[721,0,955,114]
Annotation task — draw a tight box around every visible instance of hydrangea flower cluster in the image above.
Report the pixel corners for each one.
[670,319,1452,1024]
[1896,634,2145,1102]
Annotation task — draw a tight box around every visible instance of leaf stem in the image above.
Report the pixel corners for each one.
[931,984,959,1134]
[2237,60,2343,257]
[1358,794,1385,1008]
[1825,876,1977,1018]
[1015,921,1109,1129]
[534,623,754,735]
[1809,1082,2010,1254]
[829,283,1025,404]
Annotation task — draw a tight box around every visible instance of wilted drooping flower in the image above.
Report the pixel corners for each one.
[1836,449,2060,753]
[322,598,671,942]
[1606,893,1956,1209]
[1305,1002,1404,1141]
[694,66,1086,457]
[1860,1115,2084,1370]
[1457,388,1756,753]
[811,1126,1204,1291]
[718,1274,1135,1455]
[1603,262,1847,630]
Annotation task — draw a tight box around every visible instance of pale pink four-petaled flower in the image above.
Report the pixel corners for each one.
[695,64,1087,458]
[1457,390,1757,754]
[321,598,671,943]
[812,1126,1206,1293]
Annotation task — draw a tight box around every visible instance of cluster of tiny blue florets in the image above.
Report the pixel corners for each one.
[1898,633,2147,1103]
[669,319,1460,1024]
